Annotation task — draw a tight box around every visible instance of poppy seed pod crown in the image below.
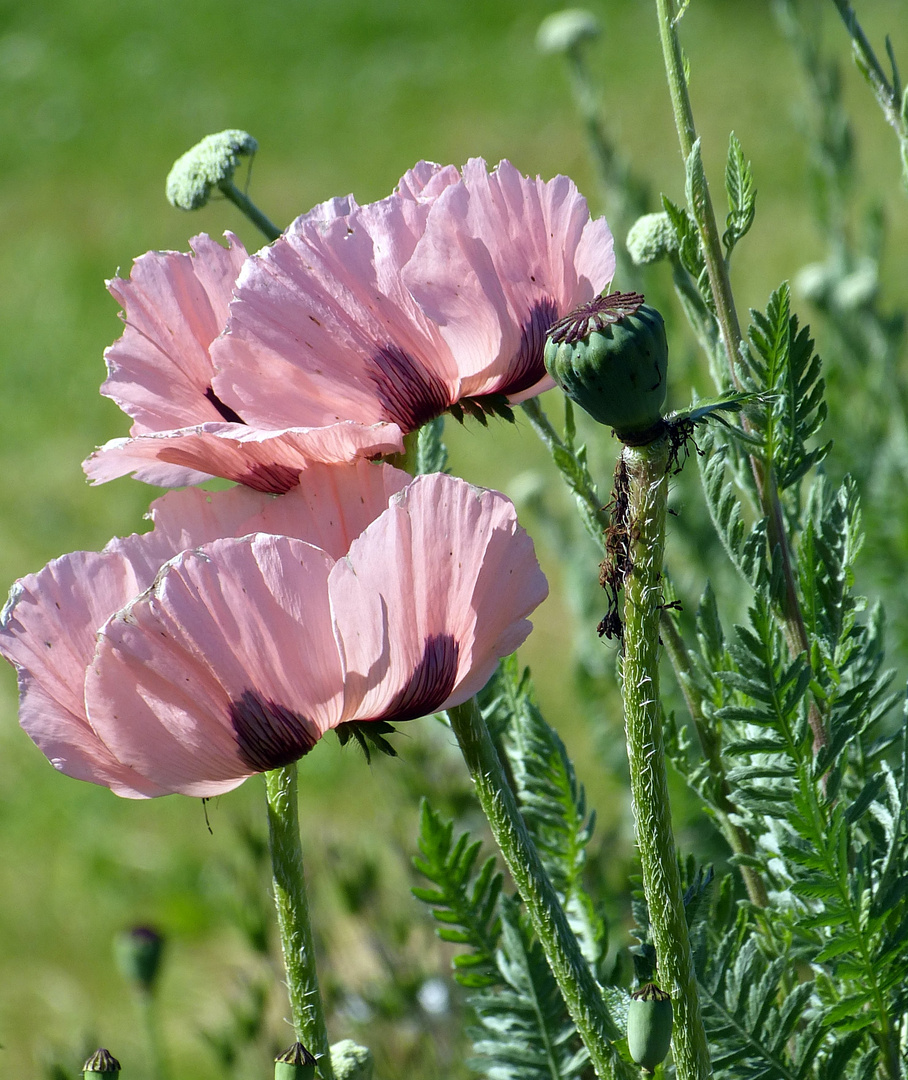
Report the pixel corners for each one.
[544,291,668,440]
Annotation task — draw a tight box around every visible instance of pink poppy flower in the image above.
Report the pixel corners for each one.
[211,158,614,432]
[85,233,403,491]
[0,467,547,798]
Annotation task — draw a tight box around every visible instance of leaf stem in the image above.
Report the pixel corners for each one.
[264,765,336,1080]
[446,698,636,1080]
[620,434,711,1080]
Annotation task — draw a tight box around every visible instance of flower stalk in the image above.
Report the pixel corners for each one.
[219,179,282,242]
[265,765,336,1080]
[619,433,711,1080]
[447,697,636,1080]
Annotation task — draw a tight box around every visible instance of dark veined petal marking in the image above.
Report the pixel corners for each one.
[158,447,302,494]
[204,386,245,424]
[490,297,560,397]
[367,344,452,432]
[231,462,302,494]
[230,690,320,772]
[372,634,461,724]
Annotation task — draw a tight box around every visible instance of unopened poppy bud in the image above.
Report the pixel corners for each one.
[626,213,677,267]
[274,1041,317,1080]
[83,1048,121,1076]
[627,983,673,1074]
[536,9,601,54]
[544,292,668,441]
[330,1039,374,1080]
[166,129,258,211]
[115,925,165,993]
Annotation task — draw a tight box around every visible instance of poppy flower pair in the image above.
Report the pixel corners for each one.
[1,157,614,797]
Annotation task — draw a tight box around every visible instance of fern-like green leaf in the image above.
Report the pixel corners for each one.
[724,132,757,258]
[412,800,503,988]
[468,899,589,1080]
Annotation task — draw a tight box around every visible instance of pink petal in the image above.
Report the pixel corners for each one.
[103,233,248,433]
[146,460,411,561]
[85,536,345,796]
[0,462,409,795]
[403,158,615,402]
[211,163,463,432]
[330,473,548,723]
[83,421,404,492]
[0,550,172,797]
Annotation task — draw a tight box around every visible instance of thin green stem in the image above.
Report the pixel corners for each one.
[446,698,636,1080]
[653,0,827,751]
[220,179,282,241]
[264,765,335,1080]
[620,435,711,1080]
[520,398,610,544]
[830,1,907,135]
[137,989,169,1080]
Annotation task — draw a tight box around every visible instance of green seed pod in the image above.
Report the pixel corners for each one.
[274,1041,317,1080]
[83,1048,121,1076]
[627,983,673,1073]
[544,292,668,441]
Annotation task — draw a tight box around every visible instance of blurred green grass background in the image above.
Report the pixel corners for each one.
[1,0,906,1075]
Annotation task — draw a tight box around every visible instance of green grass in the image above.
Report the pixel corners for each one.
[1,0,907,1074]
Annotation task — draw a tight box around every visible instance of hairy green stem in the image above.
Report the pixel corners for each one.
[654,0,827,752]
[265,765,335,1080]
[220,179,282,241]
[522,396,772,906]
[620,435,712,1080]
[447,698,636,1080]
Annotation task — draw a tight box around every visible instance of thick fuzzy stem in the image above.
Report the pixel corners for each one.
[620,436,712,1080]
[447,698,636,1080]
[265,765,336,1080]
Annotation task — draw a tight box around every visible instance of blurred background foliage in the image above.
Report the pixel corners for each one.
[1,0,906,1075]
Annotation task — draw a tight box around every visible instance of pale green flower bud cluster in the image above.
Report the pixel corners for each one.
[626,212,678,266]
[330,1039,374,1080]
[166,129,258,211]
[536,9,601,55]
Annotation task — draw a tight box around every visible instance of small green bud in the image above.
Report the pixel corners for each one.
[544,292,668,440]
[627,983,673,1074]
[166,129,258,211]
[330,1039,373,1080]
[274,1041,317,1080]
[115,925,165,993]
[536,9,601,54]
[83,1048,121,1076]
[626,212,678,266]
